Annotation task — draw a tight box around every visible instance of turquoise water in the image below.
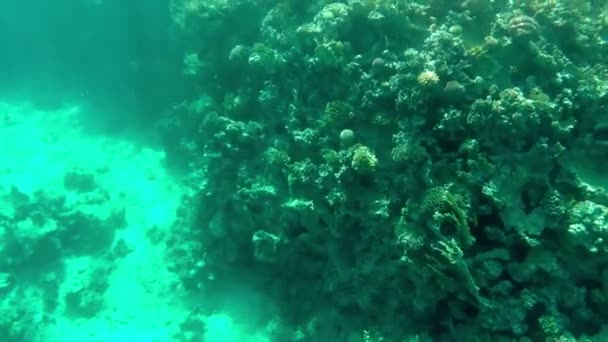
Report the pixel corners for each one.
[2,1,608,341]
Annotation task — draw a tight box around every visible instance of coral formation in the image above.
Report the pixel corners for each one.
[0,177,128,339]
[162,0,608,340]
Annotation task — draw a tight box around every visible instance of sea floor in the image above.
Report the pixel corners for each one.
[0,101,270,341]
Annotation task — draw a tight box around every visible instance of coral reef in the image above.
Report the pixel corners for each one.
[163,0,608,340]
[0,173,128,339]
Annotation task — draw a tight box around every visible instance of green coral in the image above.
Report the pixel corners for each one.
[539,315,563,336]
[351,145,378,174]
[567,200,608,254]
[263,147,291,167]
[248,43,286,74]
[314,40,353,68]
[390,142,428,165]
[321,100,354,128]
